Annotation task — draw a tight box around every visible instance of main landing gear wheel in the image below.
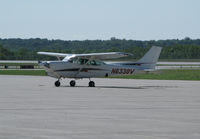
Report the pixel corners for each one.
[55,80,61,87]
[88,81,95,87]
[70,80,76,87]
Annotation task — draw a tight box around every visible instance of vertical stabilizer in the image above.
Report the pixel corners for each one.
[137,46,162,70]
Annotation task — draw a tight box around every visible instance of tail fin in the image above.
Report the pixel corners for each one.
[137,46,162,70]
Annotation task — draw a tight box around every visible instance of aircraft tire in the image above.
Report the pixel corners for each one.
[89,81,95,87]
[55,80,61,87]
[70,80,76,87]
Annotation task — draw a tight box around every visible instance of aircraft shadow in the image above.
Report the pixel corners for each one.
[97,86,144,89]
[60,85,142,89]
[59,85,173,90]
[97,85,177,90]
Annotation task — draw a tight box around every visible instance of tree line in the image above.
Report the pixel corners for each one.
[0,37,200,60]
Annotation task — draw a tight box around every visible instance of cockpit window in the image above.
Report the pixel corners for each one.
[68,59,73,63]
[89,60,105,66]
[68,58,78,64]
[68,58,105,66]
[78,59,88,65]
[89,60,96,65]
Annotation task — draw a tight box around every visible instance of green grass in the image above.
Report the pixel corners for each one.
[159,59,200,62]
[0,70,46,76]
[0,63,38,66]
[106,59,200,62]
[110,69,200,81]
[157,64,200,66]
[0,69,200,81]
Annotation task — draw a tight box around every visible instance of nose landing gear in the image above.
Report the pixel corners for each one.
[55,80,61,87]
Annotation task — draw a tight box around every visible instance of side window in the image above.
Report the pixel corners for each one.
[79,59,88,65]
[95,61,102,66]
[89,60,105,66]
[69,58,105,66]
[90,60,97,65]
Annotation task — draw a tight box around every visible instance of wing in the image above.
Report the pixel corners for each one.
[37,52,69,57]
[71,52,133,60]
[37,52,74,61]
[37,52,133,61]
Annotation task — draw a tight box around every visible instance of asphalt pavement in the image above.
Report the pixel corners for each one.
[0,75,200,139]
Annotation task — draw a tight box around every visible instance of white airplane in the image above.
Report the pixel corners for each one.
[38,46,162,87]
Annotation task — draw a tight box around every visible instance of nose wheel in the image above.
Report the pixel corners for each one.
[88,81,95,87]
[55,80,61,87]
[70,80,76,87]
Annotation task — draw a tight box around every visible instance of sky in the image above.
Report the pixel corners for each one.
[0,0,199,40]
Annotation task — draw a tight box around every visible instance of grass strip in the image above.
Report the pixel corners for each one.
[0,70,46,76]
[0,63,38,66]
[0,69,200,81]
[111,69,200,80]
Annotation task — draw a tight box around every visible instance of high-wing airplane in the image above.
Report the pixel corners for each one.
[38,46,162,87]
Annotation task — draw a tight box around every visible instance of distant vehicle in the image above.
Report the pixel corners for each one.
[38,46,162,87]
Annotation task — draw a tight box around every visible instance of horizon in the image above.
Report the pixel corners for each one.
[0,36,197,41]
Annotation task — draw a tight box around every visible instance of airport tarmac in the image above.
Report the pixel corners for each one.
[0,75,200,139]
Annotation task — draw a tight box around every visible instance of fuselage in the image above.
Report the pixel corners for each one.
[41,59,139,79]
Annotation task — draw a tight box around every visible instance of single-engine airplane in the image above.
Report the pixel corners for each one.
[38,46,162,87]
